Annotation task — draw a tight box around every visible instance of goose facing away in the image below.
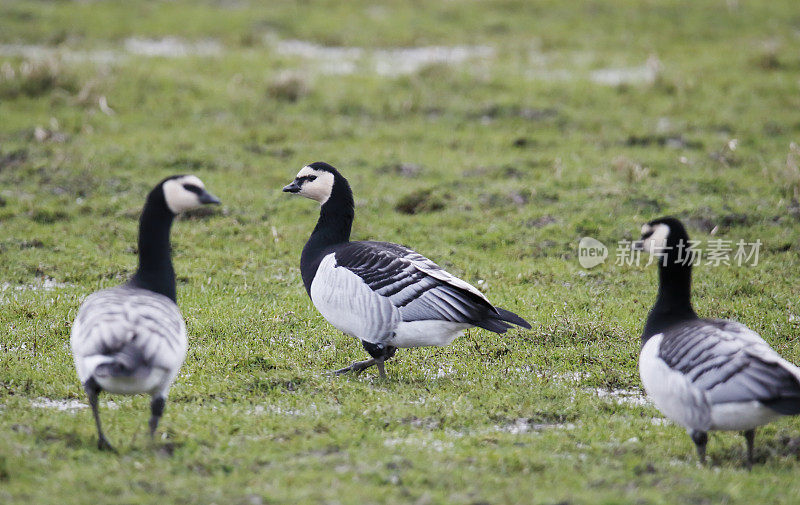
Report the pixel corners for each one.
[282,162,531,378]
[635,216,800,466]
[70,175,220,451]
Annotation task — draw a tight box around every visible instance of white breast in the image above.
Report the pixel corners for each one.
[309,253,478,348]
[309,253,400,342]
[639,334,711,431]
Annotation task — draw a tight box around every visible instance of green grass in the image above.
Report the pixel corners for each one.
[2,0,800,503]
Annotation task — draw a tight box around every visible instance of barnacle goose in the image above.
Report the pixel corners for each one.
[636,216,800,465]
[70,175,220,451]
[282,162,530,378]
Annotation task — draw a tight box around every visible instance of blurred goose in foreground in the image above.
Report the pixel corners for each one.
[282,162,530,378]
[71,175,219,451]
[635,216,800,466]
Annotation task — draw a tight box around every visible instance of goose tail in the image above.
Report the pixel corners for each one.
[475,307,531,334]
[94,342,146,378]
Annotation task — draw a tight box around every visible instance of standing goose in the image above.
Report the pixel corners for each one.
[70,175,220,451]
[282,162,530,378]
[635,216,800,466]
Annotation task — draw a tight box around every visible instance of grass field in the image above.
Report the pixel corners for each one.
[2,1,800,503]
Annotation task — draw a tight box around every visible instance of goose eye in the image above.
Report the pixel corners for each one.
[308,175,317,181]
[641,230,654,240]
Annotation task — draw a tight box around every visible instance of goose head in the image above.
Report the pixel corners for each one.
[161,175,220,214]
[635,216,691,261]
[282,162,339,205]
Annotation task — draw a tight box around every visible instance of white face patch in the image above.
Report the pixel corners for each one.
[293,165,335,205]
[162,175,207,214]
[640,223,670,255]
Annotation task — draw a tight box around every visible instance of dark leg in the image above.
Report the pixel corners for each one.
[334,358,377,375]
[84,378,115,452]
[743,429,755,469]
[376,360,387,379]
[334,342,397,378]
[690,430,708,465]
[363,341,396,378]
[149,396,166,439]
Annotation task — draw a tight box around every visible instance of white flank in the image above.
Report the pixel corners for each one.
[392,320,471,348]
[639,334,712,431]
[310,253,399,342]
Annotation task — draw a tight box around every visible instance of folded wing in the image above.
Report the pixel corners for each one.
[331,241,528,332]
[71,286,187,382]
[658,319,800,413]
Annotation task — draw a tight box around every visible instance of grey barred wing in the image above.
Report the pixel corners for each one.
[71,286,187,373]
[658,319,800,411]
[334,241,498,325]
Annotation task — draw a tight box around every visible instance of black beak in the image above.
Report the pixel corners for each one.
[198,190,221,205]
[632,239,644,251]
[282,180,301,193]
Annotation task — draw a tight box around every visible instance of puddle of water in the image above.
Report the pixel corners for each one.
[427,365,457,380]
[273,39,362,75]
[0,37,222,64]
[494,418,576,434]
[29,397,119,411]
[538,370,590,382]
[247,402,342,417]
[0,277,70,292]
[372,45,494,76]
[0,44,118,64]
[1,35,661,90]
[30,397,86,411]
[124,37,222,58]
[590,57,661,86]
[590,387,649,406]
[272,38,494,76]
[250,404,305,416]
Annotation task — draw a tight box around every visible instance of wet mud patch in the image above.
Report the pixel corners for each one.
[395,188,447,214]
[378,162,423,178]
[623,135,703,150]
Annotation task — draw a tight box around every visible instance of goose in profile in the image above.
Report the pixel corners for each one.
[70,175,220,451]
[282,162,530,378]
[636,216,800,466]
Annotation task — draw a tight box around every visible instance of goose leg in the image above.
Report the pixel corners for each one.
[743,429,755,469]
[84,378,115,452]
[690,430,708,465]
[149,396,166,439]
[361,341,396,378]
[334,358,377,375]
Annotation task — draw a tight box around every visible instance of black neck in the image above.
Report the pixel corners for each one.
[128,190,177,301]
[642,262,697,343]
[300,179,354,294]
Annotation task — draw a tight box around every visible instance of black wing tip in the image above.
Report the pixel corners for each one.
[476,307,531,333]
[476,319,513,333]
[762,397,800,415]
[495,307,532,329]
